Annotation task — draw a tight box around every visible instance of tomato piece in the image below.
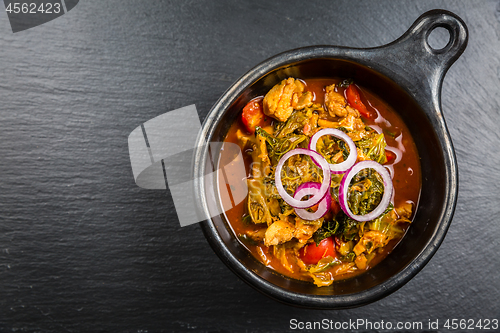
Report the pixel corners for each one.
[346,84,372,119]
[330,197,341,216]
[299,237,336,265]
[385,150,396,164]
[241,99,265,133]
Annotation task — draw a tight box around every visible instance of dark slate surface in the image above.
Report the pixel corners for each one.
[0,0,499,332]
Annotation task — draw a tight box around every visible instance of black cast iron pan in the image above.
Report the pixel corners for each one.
[193,9,468,309]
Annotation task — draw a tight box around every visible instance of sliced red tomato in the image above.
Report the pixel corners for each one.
[385,150,396,164]
[241,99,265,133]
[299,237,336,265]
[346,84,372,119]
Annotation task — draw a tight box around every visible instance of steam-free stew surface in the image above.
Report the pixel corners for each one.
[218,78,421,286]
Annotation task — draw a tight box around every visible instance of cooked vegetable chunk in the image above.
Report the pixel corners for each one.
[324,83,359,118]
[263,78,312,122]
[294,217,323,244]
[247,179,273,225]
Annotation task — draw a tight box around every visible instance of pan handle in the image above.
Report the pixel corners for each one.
[367,10,468,101]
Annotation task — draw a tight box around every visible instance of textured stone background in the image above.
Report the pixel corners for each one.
[0,0,499,332]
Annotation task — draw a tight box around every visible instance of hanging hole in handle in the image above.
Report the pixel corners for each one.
[426,26,451,51]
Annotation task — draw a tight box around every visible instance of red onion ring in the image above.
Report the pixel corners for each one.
[293,182,331,220]
[275,148,331,209]
[338,160,393,222]
[308,128,358,174]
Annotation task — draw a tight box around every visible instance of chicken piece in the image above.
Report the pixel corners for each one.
[325,84,348,117]
[338,114,365,132]
[295,91,314,110]
[338,114,369,141]
[346,105,360,117]
[263,78,311,122]
[396,202,413,219]
[324,84,361,118]
[264,218,295,246]
[293,217,323,243]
